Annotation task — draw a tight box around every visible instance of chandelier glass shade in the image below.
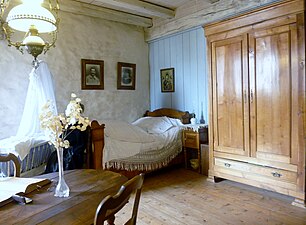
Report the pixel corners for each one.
[0,0,59,66]
[7,3,57,32]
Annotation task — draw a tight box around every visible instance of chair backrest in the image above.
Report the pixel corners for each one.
[94,173,145,225]
[0,153,21,177]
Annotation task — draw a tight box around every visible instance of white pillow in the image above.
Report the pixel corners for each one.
[103,120,155,143]
[132,116,174,134]
[167,117,184,127]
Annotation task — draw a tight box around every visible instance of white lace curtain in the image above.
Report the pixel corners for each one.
[16,61,57,137]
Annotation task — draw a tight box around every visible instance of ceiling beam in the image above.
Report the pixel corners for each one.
[60,0,152,27]
[2,0,152,27]
[92,0,175,19]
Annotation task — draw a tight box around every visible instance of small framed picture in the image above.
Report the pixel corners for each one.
[160,68,175,92]
[81,59,104,90]
[117,62,136,90]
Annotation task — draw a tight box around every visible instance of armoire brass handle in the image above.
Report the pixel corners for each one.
[271,172,282,178]
[224,163,231,168]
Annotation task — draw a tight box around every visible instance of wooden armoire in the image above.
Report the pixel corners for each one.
[204,0,305,205]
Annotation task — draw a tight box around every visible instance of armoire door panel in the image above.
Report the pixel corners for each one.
[289,22,299,167]
[212,36,249,156]
[249,25,298,164]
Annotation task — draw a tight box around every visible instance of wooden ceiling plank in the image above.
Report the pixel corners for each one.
[93,0,175,18]
[61,0,152,27]
[145,0,285,41]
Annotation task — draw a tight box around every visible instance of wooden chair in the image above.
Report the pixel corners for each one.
[0,153,21,177]
[94,173,145,225]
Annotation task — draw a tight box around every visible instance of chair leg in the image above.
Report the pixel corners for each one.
[107,215,115,225]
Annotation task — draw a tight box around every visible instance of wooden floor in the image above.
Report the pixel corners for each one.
[115,168,306,225]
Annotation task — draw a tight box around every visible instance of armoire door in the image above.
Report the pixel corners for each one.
[211,35,250,156]
[249,24,299,166]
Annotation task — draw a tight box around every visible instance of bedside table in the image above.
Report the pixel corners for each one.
[182,126,208,173]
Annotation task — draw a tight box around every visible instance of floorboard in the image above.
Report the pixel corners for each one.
[115,168,306,225]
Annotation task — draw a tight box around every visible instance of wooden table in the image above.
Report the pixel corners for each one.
[0,169,128,225]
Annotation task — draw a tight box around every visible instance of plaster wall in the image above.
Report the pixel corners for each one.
[0,10,149,139]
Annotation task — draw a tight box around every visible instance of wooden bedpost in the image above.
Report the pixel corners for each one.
[87,120,105,169]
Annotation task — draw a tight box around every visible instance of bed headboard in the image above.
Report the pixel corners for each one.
[144,108,193,124]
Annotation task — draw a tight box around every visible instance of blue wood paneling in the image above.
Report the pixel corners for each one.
[189,30,198,115]
[171,35,183,110]
[149,27,209,124]
[149,41,156,109]
[196,28,208,124]
[182,32,191,113]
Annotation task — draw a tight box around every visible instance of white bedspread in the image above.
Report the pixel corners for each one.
[102,117,184,166]
[0,134,48,160]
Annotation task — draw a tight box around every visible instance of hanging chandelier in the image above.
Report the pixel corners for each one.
[0,0,59,67]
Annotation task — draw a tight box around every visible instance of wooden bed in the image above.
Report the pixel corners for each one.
[86,108,193,178]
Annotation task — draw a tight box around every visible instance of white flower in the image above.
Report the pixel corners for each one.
[40,94,90,149]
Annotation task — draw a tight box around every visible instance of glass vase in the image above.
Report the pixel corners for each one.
[54,147,70,197]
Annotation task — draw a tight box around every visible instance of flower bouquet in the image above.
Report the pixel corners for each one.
[40,93,90,197]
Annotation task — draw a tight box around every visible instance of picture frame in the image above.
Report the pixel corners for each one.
[160,68,175,92]
[81,59,104,90]
[117,62,136,90]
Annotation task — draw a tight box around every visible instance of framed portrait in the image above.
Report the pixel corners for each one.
[81,59,104,90]
[117,62,136,90]
[160,68,175,92]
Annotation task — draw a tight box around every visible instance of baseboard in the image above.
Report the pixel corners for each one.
[292,198,306,209]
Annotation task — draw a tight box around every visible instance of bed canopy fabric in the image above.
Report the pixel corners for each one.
[17,61,57,137]
[0,61,57,159]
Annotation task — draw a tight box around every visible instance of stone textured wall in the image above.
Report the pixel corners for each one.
[0,10,149,139]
